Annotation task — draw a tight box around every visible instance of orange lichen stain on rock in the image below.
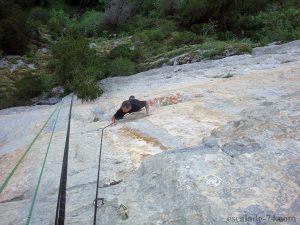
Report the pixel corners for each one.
[0,148,26,179]
[273,129,299,140]
[120,127,168,150]
[148,93,183,107]
[148,92,204,107]
[139,152,153,162]
[130,151,153,167]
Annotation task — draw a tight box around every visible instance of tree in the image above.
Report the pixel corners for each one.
[49,36,103,101]
[103,0,135,25]
[175,0,224,26]
[0,0,31,54]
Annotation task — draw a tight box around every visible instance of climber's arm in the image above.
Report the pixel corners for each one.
[112,108,126,123]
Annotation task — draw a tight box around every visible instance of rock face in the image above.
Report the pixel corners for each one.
[0,41,300,225]
[31,86,64,106]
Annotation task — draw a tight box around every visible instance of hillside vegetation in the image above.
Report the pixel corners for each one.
[0,0,299,109]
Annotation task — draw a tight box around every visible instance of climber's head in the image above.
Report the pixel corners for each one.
[121,100,132,113]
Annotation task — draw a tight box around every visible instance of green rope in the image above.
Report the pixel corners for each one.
[0,103,61,194]
[26,103,63,225]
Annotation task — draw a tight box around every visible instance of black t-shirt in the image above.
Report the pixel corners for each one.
[114,99,146,120]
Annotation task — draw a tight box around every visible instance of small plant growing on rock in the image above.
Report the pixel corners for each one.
[93,117,99,122]
[223,73,234,78]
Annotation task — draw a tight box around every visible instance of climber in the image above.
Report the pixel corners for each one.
[111,96,150,124]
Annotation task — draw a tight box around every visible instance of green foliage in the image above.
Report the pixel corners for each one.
[109,57,136,76]
[49,36,103,101]
[96,0,111,11]
[170,31,203,45]
[50,36,96,83]
[0,49,3,59]
[148,29,167,41]
[0,0,31,54]
[199,40,226,59]
[133,28,170,44]
[133,24,174,45]
[131,0,159,15]
[133,31,150,44]
[15,73,43,101]
[102,0,135,26]
[11,65,34,81]
[79,10,103,37]
[24,50,37,64]
[157,19,177,33]
[98,14,177,39]
[232,40,253,54]
[48,18,63,37]
[130,16,177,34]
[63,21,82,38]
[217,1,300,43]
[110,44,141,62]
[190,21,217,37]
[47,0,73,13]
[71,75,103,101]
[240,6,300,43]
[0,75,17,109]
[1,0,298,108]
[40,73,57,92]
[138,41,167,61]
[292,27,300,40]
[159,0,179,16]
[199,39,253,57]
[85,0,300,45]
[218,31,236,41]
[49,9,70,25]
[47,9,71,38]
[47,8,100,39]
[167,0,223,26]
[27,19,41,42]
[30,7,49,24]
[131,0,299,44]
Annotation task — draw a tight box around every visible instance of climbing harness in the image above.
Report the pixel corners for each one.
[93,123,112,225]
[0,103,61,194]
[55,94,74,225]
[26,103,63,225]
